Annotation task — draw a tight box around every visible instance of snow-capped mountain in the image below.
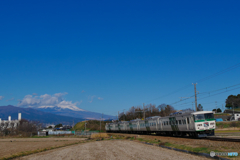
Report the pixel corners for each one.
[0,105,84,124]
[16,93,115,120]
[36,106,115,120]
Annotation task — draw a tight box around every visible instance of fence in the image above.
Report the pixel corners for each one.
[48,131,73,135]
[38,130,99,136]
[75,131,99,136]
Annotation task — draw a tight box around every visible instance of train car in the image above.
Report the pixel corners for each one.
[105,111,215,138]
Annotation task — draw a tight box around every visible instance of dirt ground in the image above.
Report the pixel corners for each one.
[0,137,86,158]
[17,140,210,160]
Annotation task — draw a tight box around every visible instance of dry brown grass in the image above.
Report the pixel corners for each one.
[0,138,86,159]
[90,133,109,138]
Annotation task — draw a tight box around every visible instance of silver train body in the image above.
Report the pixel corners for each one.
[105,111,215,138]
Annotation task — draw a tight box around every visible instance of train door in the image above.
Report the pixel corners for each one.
[189,116,194,130]
[137,121,140,130]
[155,120,158,130]
[186,117,189,130]
[159,119,163,131]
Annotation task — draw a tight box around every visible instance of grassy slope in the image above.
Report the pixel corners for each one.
[73,120,111,132]
[216,121,240,128]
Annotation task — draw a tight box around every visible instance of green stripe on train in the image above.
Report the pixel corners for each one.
[194,118,215,122]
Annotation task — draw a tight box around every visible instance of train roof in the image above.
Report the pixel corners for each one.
[118,121,129,123]
[191,111,214,115]
[130,118,142,122]
[145,116,161,120]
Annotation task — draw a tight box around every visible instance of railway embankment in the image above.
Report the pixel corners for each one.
[108,133,240,159]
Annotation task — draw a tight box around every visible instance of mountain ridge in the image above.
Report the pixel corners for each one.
[0,105,84,125]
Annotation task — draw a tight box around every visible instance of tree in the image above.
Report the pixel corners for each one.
[118,103,176,121]
[212,108,222,113]
[197,104,203,111]
[55,124,63,128]
[16,119,42,136]
[217,108,222,113]
[225,94,240,109]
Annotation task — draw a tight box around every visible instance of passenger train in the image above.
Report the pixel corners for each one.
[105,111,215,138]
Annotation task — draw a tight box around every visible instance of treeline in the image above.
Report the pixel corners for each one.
[226,94,240,109]
[0,119,42,137]
[119,104,176,121]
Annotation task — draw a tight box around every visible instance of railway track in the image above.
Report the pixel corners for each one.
[110,132,240,142]
[206,137,240,142]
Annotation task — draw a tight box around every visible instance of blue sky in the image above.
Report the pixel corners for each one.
[0,0,240,116]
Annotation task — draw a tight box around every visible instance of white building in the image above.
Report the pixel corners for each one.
[0,113,21,130]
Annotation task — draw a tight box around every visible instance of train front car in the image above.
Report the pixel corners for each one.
[193,111,215,137]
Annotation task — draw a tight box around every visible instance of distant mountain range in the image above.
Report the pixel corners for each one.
[0,105,115,125]
[36,106,115,120]
[0,105,84,125]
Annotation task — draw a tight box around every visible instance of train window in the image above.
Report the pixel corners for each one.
[179,120,182,125]
[187,118,189,124]
[176,120,178,125]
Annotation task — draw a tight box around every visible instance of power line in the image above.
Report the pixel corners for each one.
[143,62,240,104]
[144,84,192,103]
[110,63,240,115]
[198,83,240,95]
[173,85,240,108]
[196,63,240,83]
[198,86,240,101]
[170,82,240,107]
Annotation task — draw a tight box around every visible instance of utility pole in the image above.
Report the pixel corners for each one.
[192,102,194,111]
[192,83,198,111]
[135,103,147,120]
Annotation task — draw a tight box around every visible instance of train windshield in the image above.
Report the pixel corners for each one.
[194,113,214,121]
